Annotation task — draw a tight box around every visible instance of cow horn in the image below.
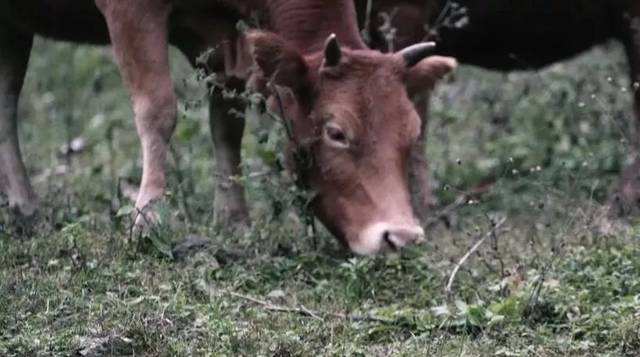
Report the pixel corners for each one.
[323,33,341,67]
[398,42,437,67]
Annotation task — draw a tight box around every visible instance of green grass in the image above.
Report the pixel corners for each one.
[1,213,639,355]
[1,38,640,355]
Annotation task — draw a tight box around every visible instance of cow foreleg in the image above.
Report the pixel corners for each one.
[630,11,640,138]
[409,94,436,222]
[0,28,37,217]
[613,7,640,215]
[209,83,250,229]
[96,0,177,224]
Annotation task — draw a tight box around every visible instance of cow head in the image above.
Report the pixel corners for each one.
[248,31,456,255]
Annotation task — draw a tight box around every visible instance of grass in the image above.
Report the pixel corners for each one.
[2,211,639,355]
[1,37,640,355]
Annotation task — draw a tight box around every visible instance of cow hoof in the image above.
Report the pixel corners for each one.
[214,208,250,233]
[609,168,640,216]
[610,161,640,216]
[2,205,40,238]
[129,200,164,239]
[608,193,640,217]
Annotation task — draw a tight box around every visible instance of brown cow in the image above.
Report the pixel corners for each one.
[0,0,456,254]
[358,0,640,213]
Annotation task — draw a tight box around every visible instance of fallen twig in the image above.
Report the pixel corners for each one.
[445,217,507,295]
[224,290,393,324]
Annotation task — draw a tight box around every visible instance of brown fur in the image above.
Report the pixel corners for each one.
[0,0,454,253]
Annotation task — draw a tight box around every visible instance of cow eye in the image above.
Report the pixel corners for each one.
[323,122,349,148]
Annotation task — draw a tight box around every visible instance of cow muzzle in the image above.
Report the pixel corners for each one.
[350,222,425,255]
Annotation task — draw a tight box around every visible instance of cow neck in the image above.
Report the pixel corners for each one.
[267,0,367,55]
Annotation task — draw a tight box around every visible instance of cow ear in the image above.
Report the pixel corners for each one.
[246,30,309,90]
[405,56,457,94]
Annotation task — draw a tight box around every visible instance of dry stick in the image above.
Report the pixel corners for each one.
[129,206,161,244]
[445,217,507,295]
[225,290,324,321]
[485,212,506,278]
[224,290,393,324]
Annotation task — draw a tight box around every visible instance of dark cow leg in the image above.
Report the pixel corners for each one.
[174,32,250,229]
[209,87,250,229]
[0,27,37,217]
[613,7,640,215]
[629,7,640,136]
[96,0,177,224]
[409,95,435,222]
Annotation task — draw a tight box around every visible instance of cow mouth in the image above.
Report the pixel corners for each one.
[349,222,426,255]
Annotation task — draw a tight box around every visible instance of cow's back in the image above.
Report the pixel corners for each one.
[0,0,110,43]
[0,0,264,45]
[437,0,629,70]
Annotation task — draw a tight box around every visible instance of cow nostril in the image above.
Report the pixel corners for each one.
[382,230,398,251]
